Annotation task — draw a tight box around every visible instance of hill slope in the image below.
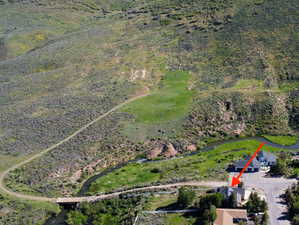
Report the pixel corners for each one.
[0,0,298,224]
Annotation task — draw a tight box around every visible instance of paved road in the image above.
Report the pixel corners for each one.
[56,181,226,203]
[241,172,297,225]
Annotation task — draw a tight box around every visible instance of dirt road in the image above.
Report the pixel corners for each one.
[0,94,148,202]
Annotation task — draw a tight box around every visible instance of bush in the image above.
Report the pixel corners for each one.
[198,193,224,211]
[150,168,161,173]
[66,211,88,225]
[177,187,196,208]
[246,192,268,214]
[202,205,217,225]
[270,153,291,176]
[160,19,171,26]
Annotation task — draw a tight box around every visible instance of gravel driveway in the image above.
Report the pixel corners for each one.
[240,172,297,225]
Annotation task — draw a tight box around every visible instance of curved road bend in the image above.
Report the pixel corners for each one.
[0,94,149,202]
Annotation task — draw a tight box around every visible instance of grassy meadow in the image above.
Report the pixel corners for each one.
[122,71,194,123]
[88,139,290,194]
[262,135,298,146]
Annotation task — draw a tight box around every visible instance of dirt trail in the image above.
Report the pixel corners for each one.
[0,94,148,202]
[0,91,227,203]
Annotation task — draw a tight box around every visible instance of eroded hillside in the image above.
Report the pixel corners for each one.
[0,0,298,224]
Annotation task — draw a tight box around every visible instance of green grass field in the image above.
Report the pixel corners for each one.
[88,139,289,194]
[122,71,194,123]
[164,214,196,225]
[262,135,298,146]
[144,194,178,211]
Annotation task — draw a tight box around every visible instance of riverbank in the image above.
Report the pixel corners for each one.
[80,136,299,196]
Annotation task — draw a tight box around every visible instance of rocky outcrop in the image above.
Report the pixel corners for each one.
[147,143,178,159]
[186,144,197,151]
[184,91,293,144]
[164,143,178,158]
[147,145,164,159]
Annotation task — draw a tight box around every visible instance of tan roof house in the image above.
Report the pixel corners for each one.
[214,208,248,225]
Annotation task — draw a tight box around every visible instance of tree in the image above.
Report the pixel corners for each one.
[228,192,238,208]
[270,153,291,176]
[93,214,120,225]
[293,215,299,225]
[199,193,224,212]
[284,183,299,224]
[246,192,268,214]
[177,187,196,208]
[202,205,217,225]
[261,211,269,225]
[209,205,217,224]
[66,211,88,225]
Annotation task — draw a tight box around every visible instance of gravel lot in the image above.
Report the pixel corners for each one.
[240,172,297,225]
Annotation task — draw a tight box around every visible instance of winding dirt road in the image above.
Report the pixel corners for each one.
[0,94,149,202]
[0,93,227,204]
[4,92,295,205]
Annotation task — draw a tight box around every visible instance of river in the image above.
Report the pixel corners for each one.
[44,136,299,225]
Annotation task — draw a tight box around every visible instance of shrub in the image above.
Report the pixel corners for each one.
[66,211,88,225]
[246,192,268,214]
[177,187,196,208]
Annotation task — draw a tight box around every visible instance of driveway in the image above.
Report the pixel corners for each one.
[240,172,297,225]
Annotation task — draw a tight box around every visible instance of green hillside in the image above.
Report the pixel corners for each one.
[0,0,298,224]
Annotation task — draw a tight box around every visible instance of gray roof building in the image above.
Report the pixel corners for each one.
[233,156,261,172]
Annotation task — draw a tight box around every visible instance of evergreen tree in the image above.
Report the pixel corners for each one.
[228,192,238,208]
[177,187,196,208]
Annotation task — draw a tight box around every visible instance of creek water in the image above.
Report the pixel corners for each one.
[44,136,299,225]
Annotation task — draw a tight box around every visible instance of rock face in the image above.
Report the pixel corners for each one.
[147,143,178,159]
[184,91,294,143]
[186,144,197,151]
[164,143,178,158]
[147,144,164,159]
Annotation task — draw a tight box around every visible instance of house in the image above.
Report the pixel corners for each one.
[257,151,277,166]
[214,208,248,225]
[232,156,261,172]
[215,186,251,206]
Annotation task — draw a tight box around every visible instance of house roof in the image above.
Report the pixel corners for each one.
[214,208,248,225]
[216,186,244,203]
[233,156,261,169]
[257,151,277,162]
[217,186,244,197]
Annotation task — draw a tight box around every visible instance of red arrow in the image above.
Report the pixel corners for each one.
[231,142,266,187]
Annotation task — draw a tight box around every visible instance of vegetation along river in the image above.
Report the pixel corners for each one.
[44,136,299,225]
